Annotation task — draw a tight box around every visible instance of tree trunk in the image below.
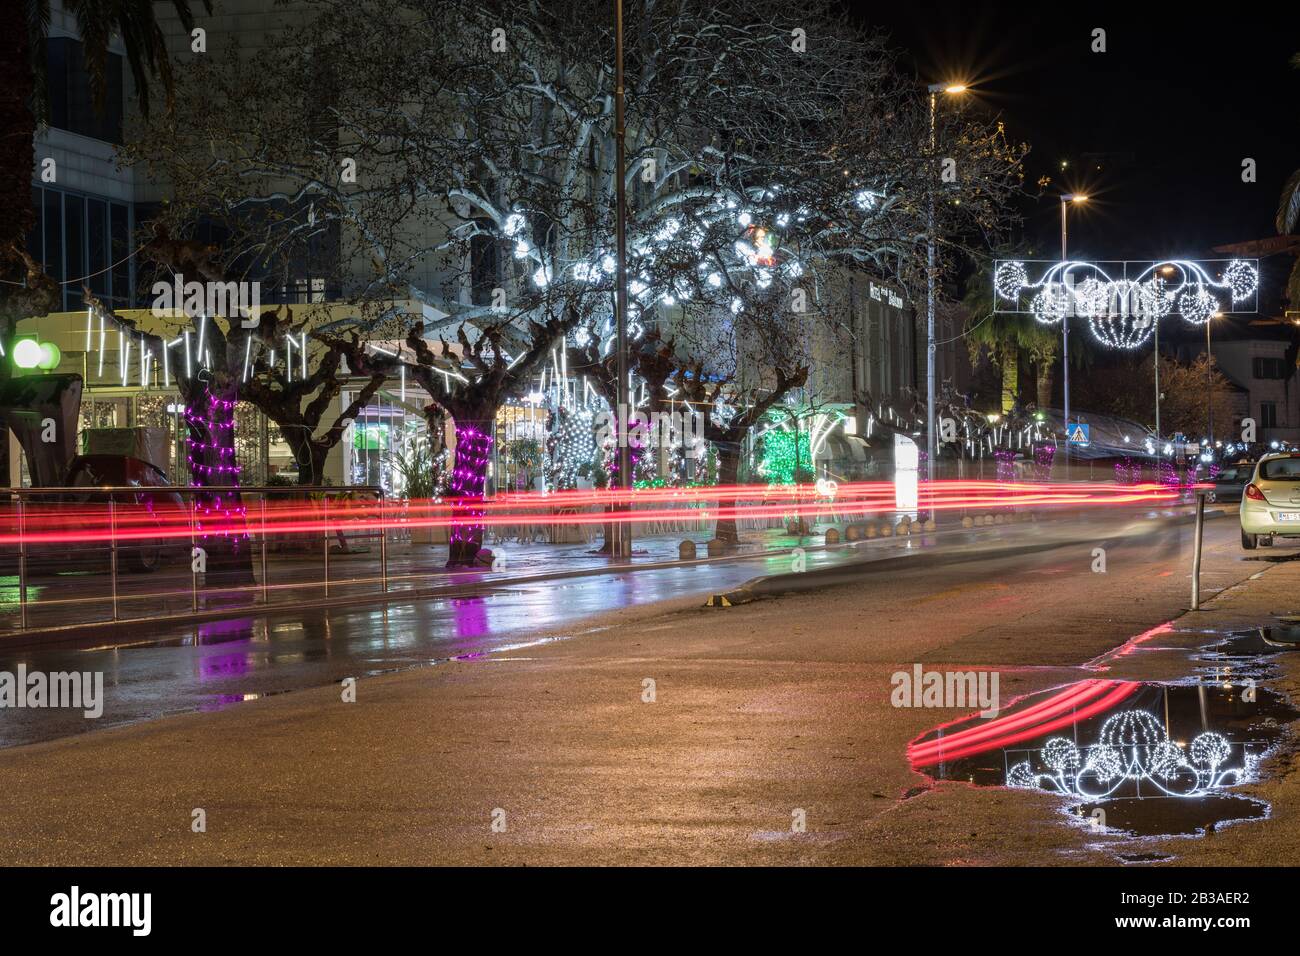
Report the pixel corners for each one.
[284,432,329,486]
[0,2,37,479]
[1036,363,1053,410]
[712,440,742,544]
[184,380,256,595]
[1000,346,1019,415]
[446,418,494,567]
[596,424,645,555]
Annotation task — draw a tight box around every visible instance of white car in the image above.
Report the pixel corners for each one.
[1240,452,1300,549]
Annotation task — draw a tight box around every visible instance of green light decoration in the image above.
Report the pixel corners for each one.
[13,339,43,369]
[759,429,812,485]
[13,339,64,371]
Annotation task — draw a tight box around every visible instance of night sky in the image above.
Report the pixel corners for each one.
[861,2,1300,270]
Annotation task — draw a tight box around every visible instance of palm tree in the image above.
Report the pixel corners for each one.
[1,0,209,331]
[963,252,1061,415]
[1278,53,1300,309]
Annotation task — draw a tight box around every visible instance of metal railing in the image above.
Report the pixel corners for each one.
[0,483,746,633]
[1,484,386,632]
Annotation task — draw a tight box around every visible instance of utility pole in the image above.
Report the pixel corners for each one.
[612,0,632,557]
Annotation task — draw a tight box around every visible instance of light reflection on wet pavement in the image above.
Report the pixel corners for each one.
[0,542,867,749]
[914,630,1300,842]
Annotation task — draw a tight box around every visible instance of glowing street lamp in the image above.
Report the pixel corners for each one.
[12,339,43,369]
[1059,193,1087,471]
[925,80,968,504]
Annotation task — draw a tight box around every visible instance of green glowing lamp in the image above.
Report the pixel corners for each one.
[38,341,61,370]
[12,338,43,369]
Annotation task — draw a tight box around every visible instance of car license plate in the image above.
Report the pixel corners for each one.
[1278,513,1300,521]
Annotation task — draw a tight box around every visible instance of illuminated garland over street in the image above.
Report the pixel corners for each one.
[993,259,1260,349]
[1006,709,1254,799]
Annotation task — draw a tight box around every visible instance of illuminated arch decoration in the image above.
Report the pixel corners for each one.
[1005,709,1257,800]
[992,259,1260,350]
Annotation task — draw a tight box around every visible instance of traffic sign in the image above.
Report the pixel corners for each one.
[1067,423,1090,445]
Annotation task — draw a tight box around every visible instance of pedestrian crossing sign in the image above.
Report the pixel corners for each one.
[1067,423,1090,445]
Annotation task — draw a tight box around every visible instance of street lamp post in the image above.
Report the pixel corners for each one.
[1154,265,1173,444]
[1206,312,1219,447]
[1059,193,1086,473]
[612,0,632,557]
[925,82,965,507]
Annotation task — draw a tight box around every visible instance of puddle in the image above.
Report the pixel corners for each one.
[909,680,1297,838]
[1261,625,1300,647]
[1117,851,1177,864]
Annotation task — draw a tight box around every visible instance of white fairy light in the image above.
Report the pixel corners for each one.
[1176,286,1219,324]
[1223,259,1258,301]
[1088,313,1155,350]
[1005,709,1249,800]
[503,213,526,237]
[653,218,681,242]
[514,239,531,259]
[996,258,1259,348]
[1029,286,1070,324]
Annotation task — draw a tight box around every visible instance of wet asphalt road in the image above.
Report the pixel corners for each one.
[0,508,1220,750]
[0,541,853,748]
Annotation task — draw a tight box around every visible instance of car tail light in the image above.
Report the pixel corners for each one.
[1245,483,1266,501]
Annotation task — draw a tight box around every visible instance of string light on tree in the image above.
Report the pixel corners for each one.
[547,405,598,489]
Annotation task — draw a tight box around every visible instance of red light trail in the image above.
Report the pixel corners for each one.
[0,480,1194,547]
[907,680,1142,768]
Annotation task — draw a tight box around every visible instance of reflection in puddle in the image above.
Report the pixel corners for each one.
[911,681,1296,837]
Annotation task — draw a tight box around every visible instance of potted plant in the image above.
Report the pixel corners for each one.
[389,438,446,545]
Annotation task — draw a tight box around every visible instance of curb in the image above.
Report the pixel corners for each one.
[704,508,1224,608]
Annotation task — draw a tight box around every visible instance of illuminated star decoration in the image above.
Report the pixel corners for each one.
[1006,709,1255,799]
